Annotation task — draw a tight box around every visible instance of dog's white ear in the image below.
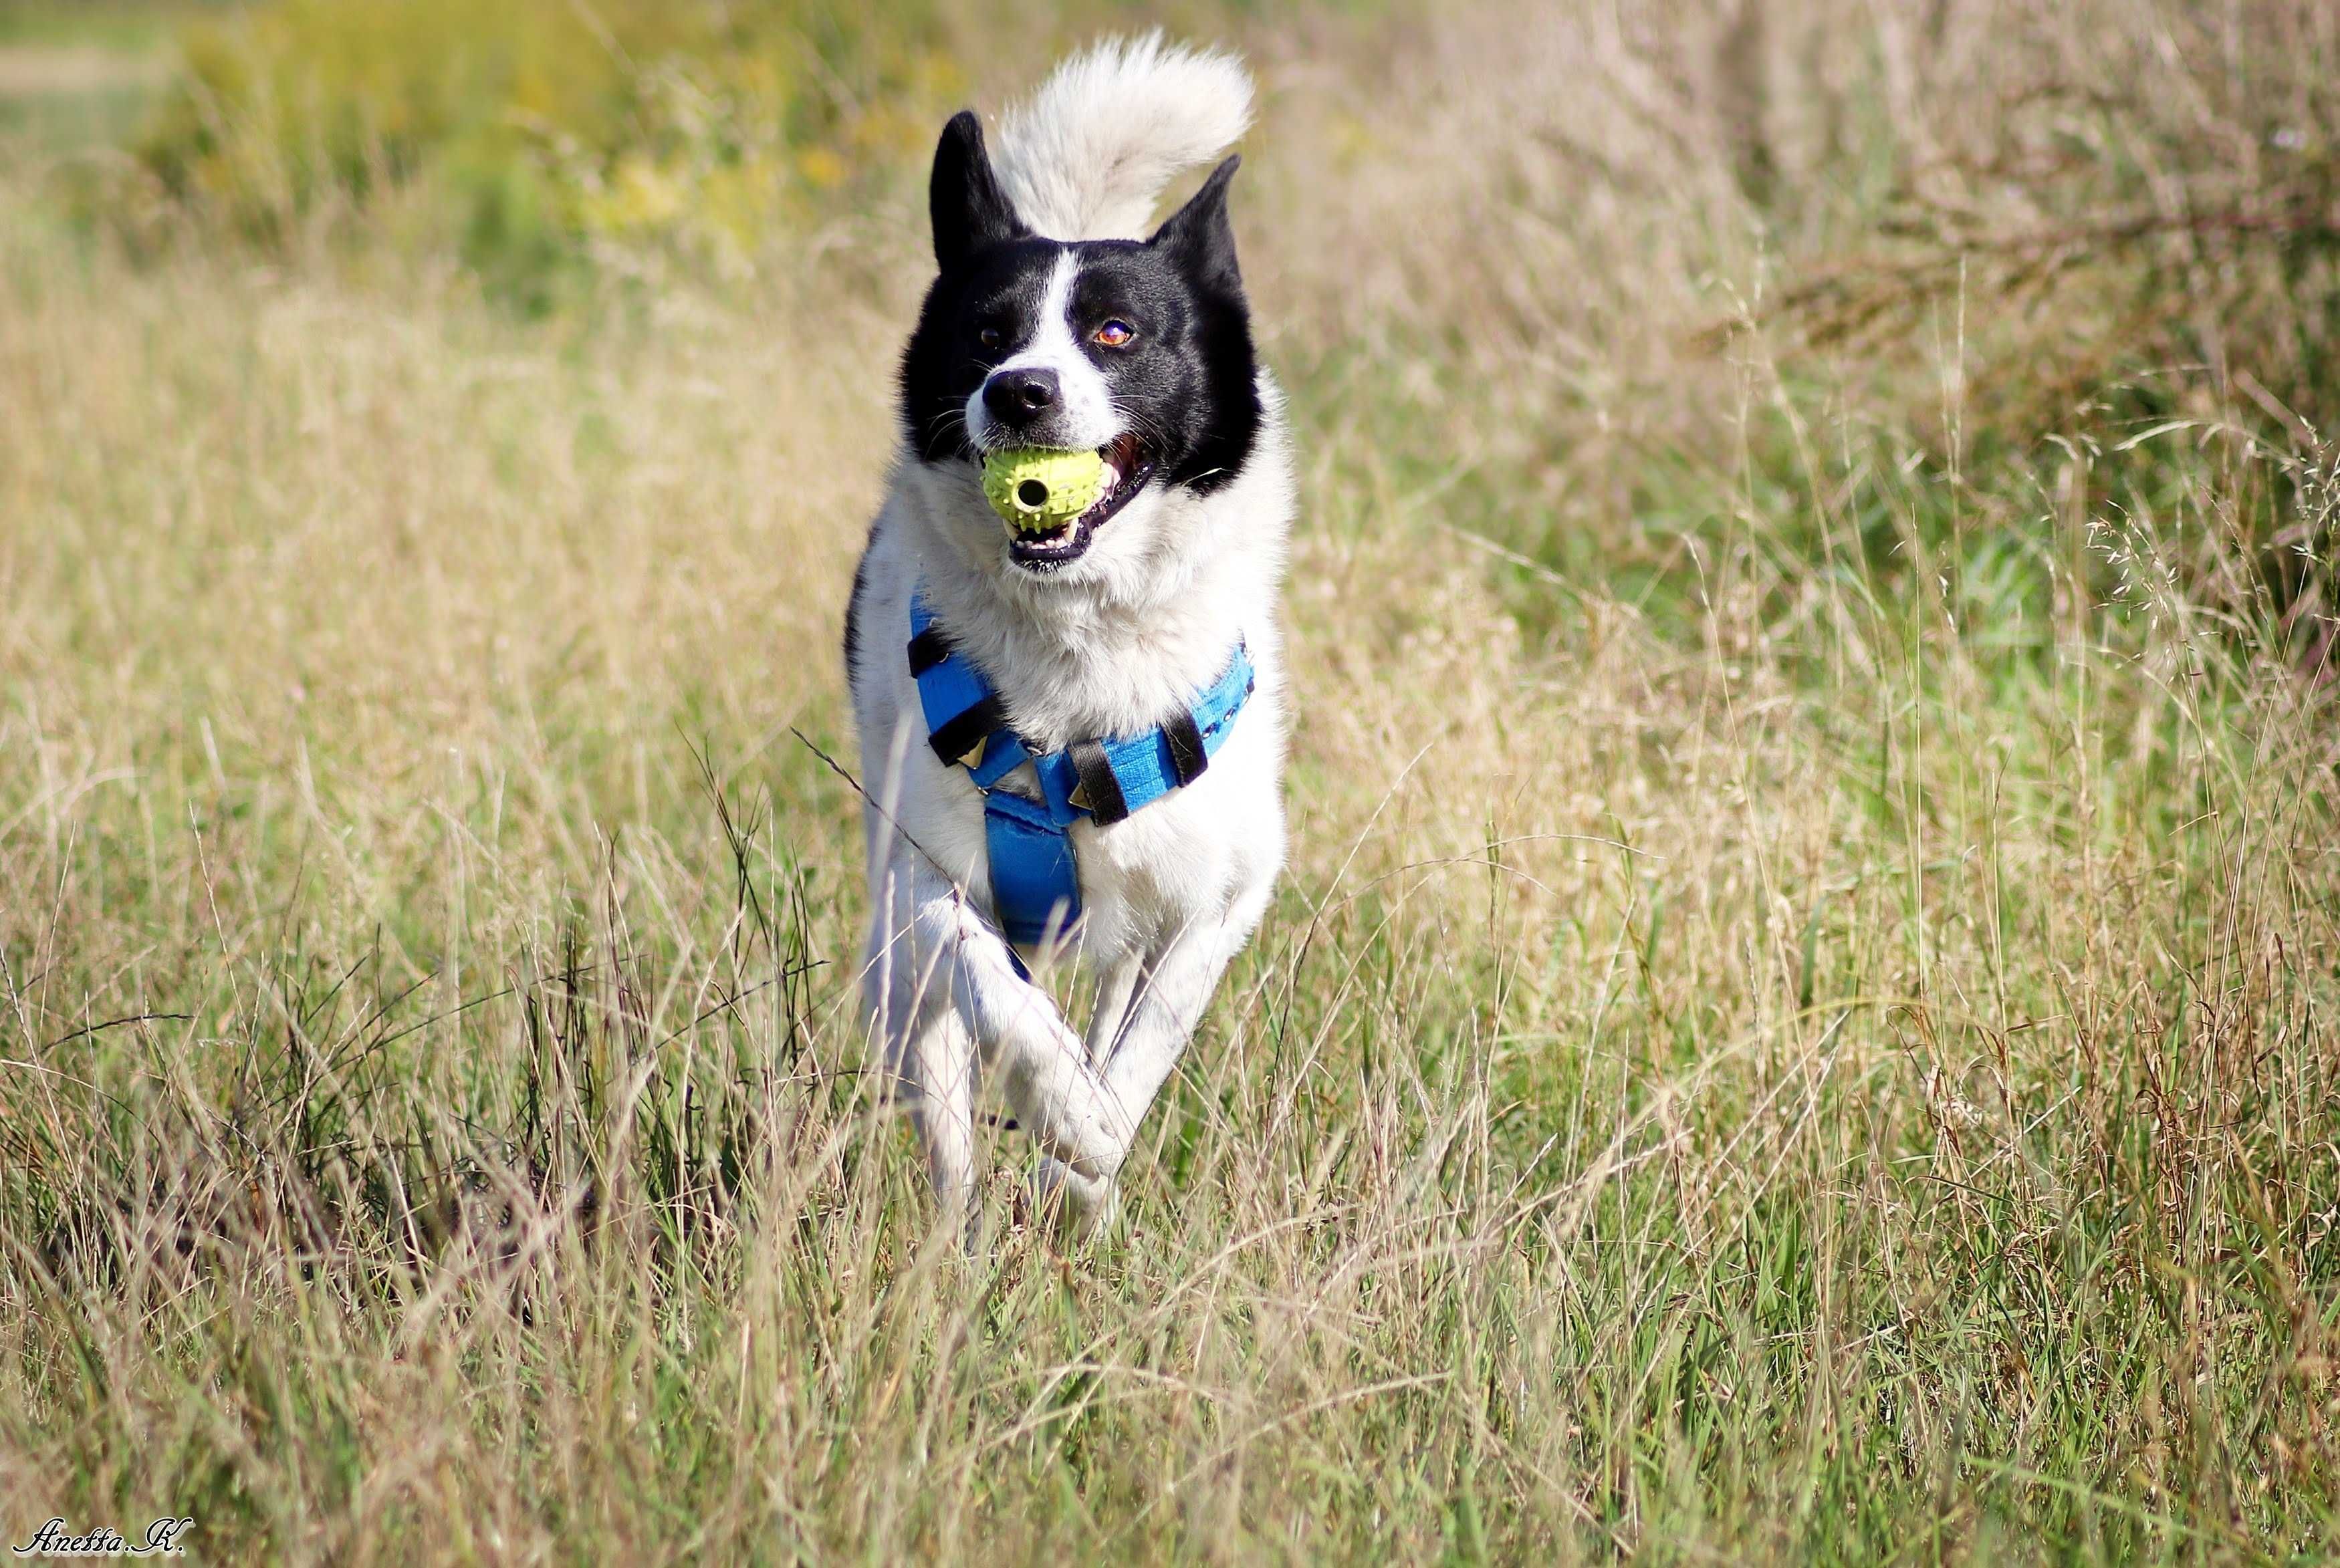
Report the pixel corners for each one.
[1149,155,1242,295]
[930,111,1029,271]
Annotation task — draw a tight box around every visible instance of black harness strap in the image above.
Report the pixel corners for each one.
[928,694,1006,766]
[1162,709,1209,787]
[1066,737,1131,825]
[906,624,953,676]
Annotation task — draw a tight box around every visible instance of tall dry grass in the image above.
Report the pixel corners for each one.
[3,0,2338,1560]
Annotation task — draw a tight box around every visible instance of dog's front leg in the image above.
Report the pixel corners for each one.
[868,850,1137,1192]
[1083,954,1147,1066]
[862,861,980,1225]
[1036,879,1275,1230]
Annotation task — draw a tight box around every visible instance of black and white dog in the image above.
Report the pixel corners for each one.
[844,37,1292,1232]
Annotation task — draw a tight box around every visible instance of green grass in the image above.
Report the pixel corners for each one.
[3,0,2339,1561]
[0,1,182,152]
[0,1,197,51]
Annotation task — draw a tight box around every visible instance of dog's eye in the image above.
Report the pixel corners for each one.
[977,325,1004,352]
[1093,319,1137,348]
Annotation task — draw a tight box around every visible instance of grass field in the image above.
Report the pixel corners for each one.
[4,0,2339,1561]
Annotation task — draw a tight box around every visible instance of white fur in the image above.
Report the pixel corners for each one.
[964,254,1119,453]
[846,41,1289,1236]
[991,33,1255,241]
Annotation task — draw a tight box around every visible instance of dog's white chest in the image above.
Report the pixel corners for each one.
[1058,733,1278,959]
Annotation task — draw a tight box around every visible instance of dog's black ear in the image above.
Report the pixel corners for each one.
[930,111,1027,271]
[1150,155,1242,295]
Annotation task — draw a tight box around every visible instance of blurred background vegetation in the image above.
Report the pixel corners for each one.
[23,0,961,307]
[13,0,2338,530]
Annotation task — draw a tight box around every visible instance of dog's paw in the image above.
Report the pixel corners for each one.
[1031,1156,1120,1240]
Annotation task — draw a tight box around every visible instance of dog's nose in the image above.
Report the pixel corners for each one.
[983,368,1060,423]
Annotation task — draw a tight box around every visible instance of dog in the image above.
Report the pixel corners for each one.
[843,35,1293,1233]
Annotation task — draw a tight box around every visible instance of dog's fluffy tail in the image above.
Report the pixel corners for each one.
[991,33,1253,243]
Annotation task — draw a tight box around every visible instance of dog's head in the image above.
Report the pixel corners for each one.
[898,112,1260,582]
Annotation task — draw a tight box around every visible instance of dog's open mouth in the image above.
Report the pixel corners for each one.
[990,433,1155,571]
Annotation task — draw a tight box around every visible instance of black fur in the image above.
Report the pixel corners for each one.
[898,118,1259,497]
[928,112,1028,271]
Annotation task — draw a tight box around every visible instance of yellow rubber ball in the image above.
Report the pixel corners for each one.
[981,448,1108,534]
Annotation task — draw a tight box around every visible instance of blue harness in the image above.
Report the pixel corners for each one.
[907,589,1256,949]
